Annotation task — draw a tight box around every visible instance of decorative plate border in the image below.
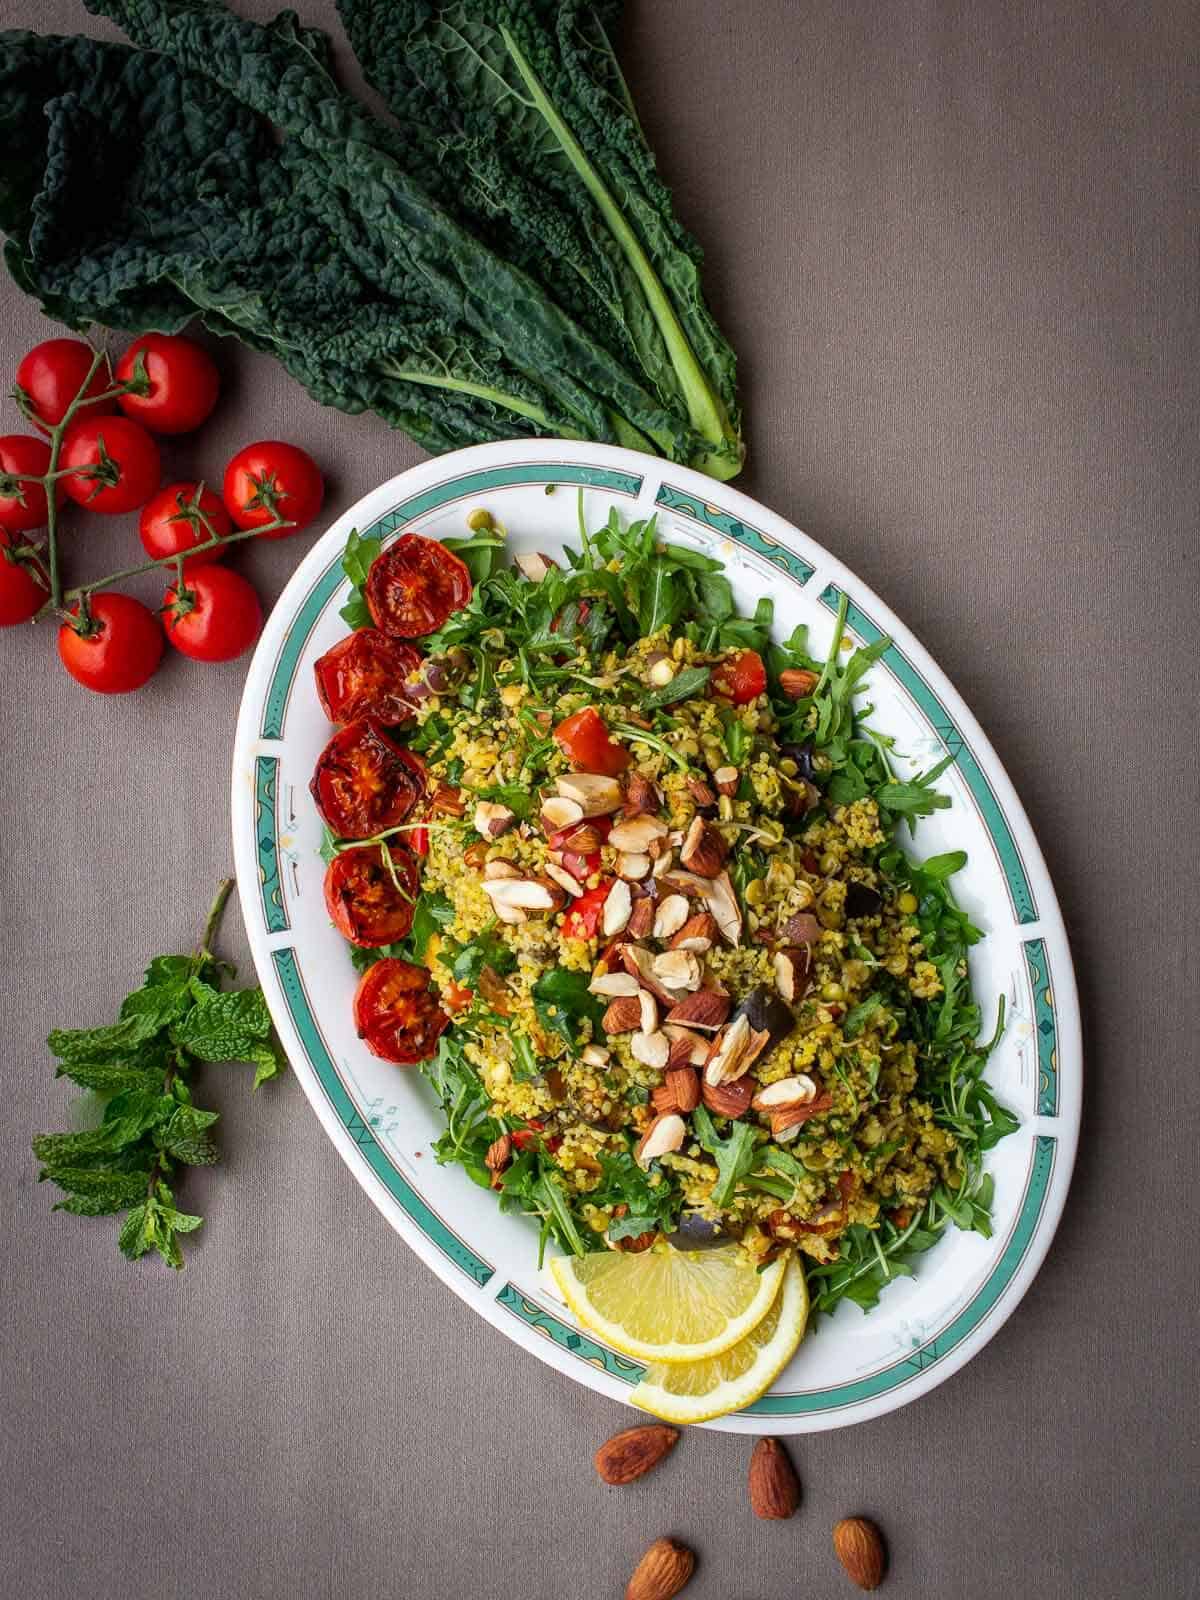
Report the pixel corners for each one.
[234,439,1080,1431]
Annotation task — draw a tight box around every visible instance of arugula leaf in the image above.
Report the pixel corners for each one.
[643,664,711,709]
[692,1105,760,1207]
[532,969,604,1046]
[452,928,518,988]
[842,993,885,1039]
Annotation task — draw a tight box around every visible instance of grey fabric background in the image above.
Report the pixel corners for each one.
[1,2,1196,1596]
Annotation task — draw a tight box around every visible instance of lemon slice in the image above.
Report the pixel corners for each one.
[550,1242,785,1365]
[629,1254,809,1423]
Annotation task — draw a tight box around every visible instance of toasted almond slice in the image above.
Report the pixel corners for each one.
[483,877,562,912]
[608,815,670,853]
[581,1043,611,1067]
[652,894,690,940]
[602,997,642,1034]
[619,943,676,1004]
[773,947,811,1002]
[752,1075,818,1111]
[631,1030,670,1070]
[601,878,633,938]
[638,989,658,1033]
[483,858,521,880]
[541,795,584,832]
[703,1013,752,1086]
[636,1111,685,1166]
[665,1024,711,1066]
[491,901,528,926]
[652,949,701,991]
[556,774,623,816]
[664,990,731,1031]
[545,861,584,898]
[651,848,676,880]
[473,800,516,838]
[705,871,743,946]
[514,550,557,582]
[616,852,652,881]
[589,971,641,998]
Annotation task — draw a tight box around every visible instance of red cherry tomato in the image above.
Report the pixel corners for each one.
[313,629,423,725]
[163,566,263,663]
[562,878,615,940]
[139,482,231,572]
[553,706,631,775]
[711,648,767,705]
[0,532,50,626]
[409,825,430,857]
[115,334,219,435]
[365,533,472,638]
[311,719,428,840]
[0,435,60,533]
[440,981,473,1014]
[223,441,324,537]
[60,417,161,515]
[353,958,449,1064]
[15,339,117,432]
[548,816,611,884]
[323,843,420,947]
[57,592,163,694]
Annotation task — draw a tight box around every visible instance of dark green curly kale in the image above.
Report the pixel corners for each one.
[0,1,743,475]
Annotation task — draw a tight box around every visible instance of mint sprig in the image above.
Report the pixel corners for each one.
[32,880,284,1268]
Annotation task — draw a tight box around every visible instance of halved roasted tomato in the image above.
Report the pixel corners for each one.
[323,843,420,947]
[354,958,450,1063]
[310,719,427,839]
[314,629,423,725]
[365,533,472,638]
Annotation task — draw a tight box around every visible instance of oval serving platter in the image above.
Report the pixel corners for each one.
[231,439,1080,1433]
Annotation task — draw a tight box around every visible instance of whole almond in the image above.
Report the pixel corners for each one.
[833,1517,886,1590]
[748,1436,800,1519]
[679,815,726,877]
[702,1076,753,1118]
[770,1092,833,1133]
[594,1423,680,1486]
[625,1537,695,1600]
[623,772,661,817]
[664,1064,701,1113]
[779,667,819,699]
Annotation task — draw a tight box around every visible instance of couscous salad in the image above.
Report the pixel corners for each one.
[310,503,1016,1409]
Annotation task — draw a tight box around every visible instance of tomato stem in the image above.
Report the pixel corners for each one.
[61,516,292,602]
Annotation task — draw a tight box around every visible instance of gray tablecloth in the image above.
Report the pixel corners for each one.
[2,2,1196,1596]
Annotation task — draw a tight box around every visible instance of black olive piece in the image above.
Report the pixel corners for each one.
[732,985,796,1057]
[780,742,817,781]
[844,882,883,918]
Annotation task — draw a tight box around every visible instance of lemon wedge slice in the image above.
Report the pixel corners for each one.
[550,1242,785,1365]
[629,1254,809,1423]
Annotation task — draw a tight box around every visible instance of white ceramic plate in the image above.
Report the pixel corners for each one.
[231,440,1080,1432]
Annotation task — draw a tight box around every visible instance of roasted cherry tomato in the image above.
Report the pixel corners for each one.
[711,648,767,704]
[323,842,420,947]
[163,566,263,662]
[0,435,60,533]
[354,958,449,1064]
[0,532,49,626]
[15,339,117,432]
[553,706,630,775]
[365,533,472,638]
[139,482,231,571]
[223,440,324,537]
[57,592,163,694]
[60,416,161,515]
[311,719,427,840]
[440,981,473,1014]
[314,629,423,725]
[562,878,615,940]
[115,334,220,435]
[409,825,430,857]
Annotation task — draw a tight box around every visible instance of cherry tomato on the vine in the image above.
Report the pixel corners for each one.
[15,339,117,432]
[223,441,323,537]
[553,705,631,775]
[0,532,49,627]
[115,334,220,435]
[711,648,767,704]
[353,958,449,1064]
[60,417,161,515]
[57,592,163,694]
[140,482,231,572]
[163,566,263,663]
[0,434,59,534]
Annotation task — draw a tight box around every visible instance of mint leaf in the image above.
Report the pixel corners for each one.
[47,1012,163,1065]
[53,1059,168,1094]
[247,1039,287,1090]
[161,1105,220,1166]
[173,987,271,1061]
